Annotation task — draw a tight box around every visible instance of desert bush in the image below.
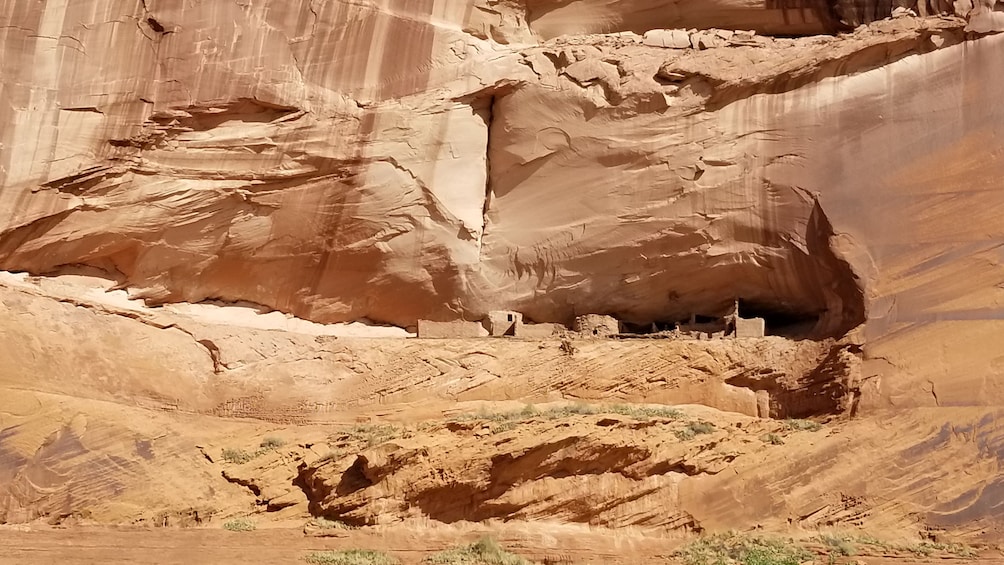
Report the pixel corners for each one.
[222,517,256,532]
[676,421,716,440]
[260,437,286,450]
[840,535,976,559]
[904,541,977,559]
[221,437,286,464]
[490,421,519,435]
[424,537,532,565]
[609,404,683,420]
[221,448,253,464]
[784,419,822,432]
[680,533,811,565]
[343,424,400,447]
[307,517,356,530]
[304,549,397,565]
[818,533,856,556]
[455,403,681,427]
[761,433,784,445]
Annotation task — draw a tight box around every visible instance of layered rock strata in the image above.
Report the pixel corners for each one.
[7,2,1000,338]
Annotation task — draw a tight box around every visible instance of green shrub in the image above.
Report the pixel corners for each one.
[260,437,286,450]
[609,404,683,420]
[829,535,976,559]
[424,537,532,565]
[554,403,600,416]
[676,421,716,440]
[785,419,822,432]
[307,517,355,530]
[490,421,519,435]
[761,433,784,445]
[222,517,256,532]
[907,541,977,559]
[221,438,286,464]
[454,403,682,427]
[304,549,397,565]
[221,448,253,464]
[679,533,811,565]
[819,534,856,556]
[344,424,400,447]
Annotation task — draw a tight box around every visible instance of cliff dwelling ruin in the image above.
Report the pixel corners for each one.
[416,301,767,340]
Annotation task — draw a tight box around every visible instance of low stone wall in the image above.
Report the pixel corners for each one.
[516,323,563,338]
[574,314,620,337]
[736,317,766,338]
[416,320,488,338]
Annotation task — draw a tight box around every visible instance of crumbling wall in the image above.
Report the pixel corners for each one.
[735,317,766,338]
[574,314,620,337]
[485,311,522,336]
[417,320,488,338]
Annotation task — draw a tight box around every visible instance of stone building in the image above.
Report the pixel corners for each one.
[485,310,523,336]
[416,320,488,338]
[574,314,620,337]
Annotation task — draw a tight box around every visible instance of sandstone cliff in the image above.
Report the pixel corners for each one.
[2,0,1001,338]
[3,0,1004,556]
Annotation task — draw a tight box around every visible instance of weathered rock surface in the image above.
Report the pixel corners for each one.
[0,272,1001,543]
[298,409,775,529]
[4,1,999,341]
[3,0,1004,553]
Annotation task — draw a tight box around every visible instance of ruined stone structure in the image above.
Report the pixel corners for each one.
[574,315,621,337]
[735,316,766,339]
[485,311,523,337]
[515,323,564,338]
[416,320,488,339]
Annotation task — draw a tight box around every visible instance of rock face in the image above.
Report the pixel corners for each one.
[3,2,1004,544]
[0,0,999,337]
[297,410,775,529]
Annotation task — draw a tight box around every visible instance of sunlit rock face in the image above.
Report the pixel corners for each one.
[0,0,1001,342]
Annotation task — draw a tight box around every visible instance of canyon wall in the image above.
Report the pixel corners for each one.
[2,0,1004,539]
[3,0,997,330]
[2,0,1004,398]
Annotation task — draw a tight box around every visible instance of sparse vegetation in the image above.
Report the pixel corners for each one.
[304,549,397,565]
[609,404,683,420]
[785,419,822,432]
[911,541,978,559]
[221,436,287,464]
[222,516,256,532]
[452,402,682,433]
[676,421,716,441]
[260,436,286,450]
[424,537,532,565]
[821,534,978,559]
[679,532,978,565]
[679,533,812,565]
[490,421,518,434]
[307,517,356,530]
[344,424,400,447]
[221,448,253,464]
[761,433,784,445]
[819,533,856,557]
